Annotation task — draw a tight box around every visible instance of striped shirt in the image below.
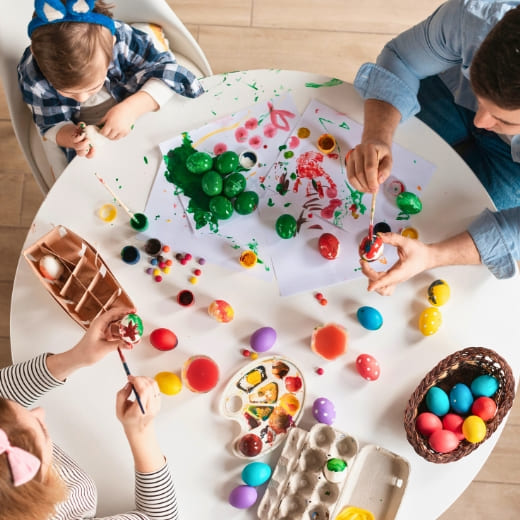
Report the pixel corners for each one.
[17,20,205,162]
[0,354,178,520]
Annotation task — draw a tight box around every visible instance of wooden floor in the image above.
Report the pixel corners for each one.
[0,0,518,516]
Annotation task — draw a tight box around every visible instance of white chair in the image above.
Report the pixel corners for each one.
[0,0,212,194]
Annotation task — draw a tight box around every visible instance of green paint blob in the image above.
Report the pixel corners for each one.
[284,151,294,159]
[276,214,297,239]
[235,191,259,215]
[223,172,246,198]
[216,151,239,174]
[209,195,234,220]
[267,198,275,207]
[201,170,223,196]
[143,156,148,164]
[305,78,343,88]
[186,151,213,174]
[326,458,347,472]
[396,191,422,214]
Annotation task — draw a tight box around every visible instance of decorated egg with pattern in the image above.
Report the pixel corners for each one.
[418,307,442,335]
[427,279,450,306]
[355,354,380,381]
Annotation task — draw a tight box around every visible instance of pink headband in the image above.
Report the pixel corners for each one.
[0,428,41,486]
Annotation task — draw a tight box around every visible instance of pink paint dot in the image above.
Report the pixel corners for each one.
[326,188,338,198]
[245,118,258,130]
[235,127,248,143]
[263,124,277,138]
[321,206,335,219]
[213,143,227,155]
[329,197,341,208]
[288,135,300,149]
[249,135,262,149]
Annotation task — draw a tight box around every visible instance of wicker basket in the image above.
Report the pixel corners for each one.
[404,347,516,463]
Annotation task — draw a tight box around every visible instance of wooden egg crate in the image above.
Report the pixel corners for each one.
[23,225,134,329]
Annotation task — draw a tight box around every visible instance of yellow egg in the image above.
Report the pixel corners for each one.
[154,371,182,395]
[427,279,451,306]
[418,307,442,336]
[462,415,487,443]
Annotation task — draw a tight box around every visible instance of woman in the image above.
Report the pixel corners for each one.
[0,308,178,520]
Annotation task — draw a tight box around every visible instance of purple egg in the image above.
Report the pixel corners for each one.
[228,485,258,509]
[250,326,277,353]
[312,397,336,425]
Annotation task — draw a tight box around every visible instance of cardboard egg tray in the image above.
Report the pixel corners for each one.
[257,423,410,520]
[23,225,134,329]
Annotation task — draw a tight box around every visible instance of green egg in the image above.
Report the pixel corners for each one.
[396,191,422,214]
[276,214,297,239]
[234,191,259,215]
[186,152,213,174]
[201,170,223,196]
[209,195,234,220]
[215,151,239,175]
[223,172,247,198]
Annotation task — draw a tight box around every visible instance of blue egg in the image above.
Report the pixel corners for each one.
[471,375,499,397]
[425,386,450,416]
[241,461,272,487]
[449,383,474,414]
[357,306,383,330]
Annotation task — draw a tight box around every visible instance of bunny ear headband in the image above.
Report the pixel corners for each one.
[0,428,41,487]
[28,0,115,37]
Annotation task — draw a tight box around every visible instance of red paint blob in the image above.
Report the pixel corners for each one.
[311,323,348,360]
[182,356,219,393]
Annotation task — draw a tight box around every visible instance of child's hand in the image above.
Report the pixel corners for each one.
[98,102,137,140]
[116,376,161,430]
[56,123,95,158]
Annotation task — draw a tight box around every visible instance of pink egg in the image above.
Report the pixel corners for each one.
[416,412,442,437]
[442,413,465,440]
[429,429,460,453]
[355,354,381,381]
[471,396,497,421]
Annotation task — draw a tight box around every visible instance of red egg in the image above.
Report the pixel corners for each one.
[429,429,460,453]
[238,433,263,457]
[318,232,340,260]
[355,354,380,381]
[416,412,442,437]
[442,413,465,440]
[150,328,178,351]
[471,396,497,421]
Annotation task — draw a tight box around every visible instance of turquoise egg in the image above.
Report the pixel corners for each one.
[425,386,450,416]
[356,306,383,330]
[241,461,272,487]
[449,383,474,414]
[471,375,499,397]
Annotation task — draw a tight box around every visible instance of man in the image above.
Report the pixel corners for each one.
[349,0,520,211]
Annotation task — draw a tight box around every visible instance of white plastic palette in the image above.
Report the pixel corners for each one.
[220,356,306,459]
[258,423,410,520]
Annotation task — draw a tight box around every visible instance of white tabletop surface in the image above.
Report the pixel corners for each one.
[10,70,520,519]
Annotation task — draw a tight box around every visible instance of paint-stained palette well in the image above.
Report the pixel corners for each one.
[220,356,305,458]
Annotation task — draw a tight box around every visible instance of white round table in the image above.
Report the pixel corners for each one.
[10,70,520,519]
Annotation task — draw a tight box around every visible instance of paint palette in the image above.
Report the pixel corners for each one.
[220,356,306,459]
[257,424,410,520]
[23,225,135,329]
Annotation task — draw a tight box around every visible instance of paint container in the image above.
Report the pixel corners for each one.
[98,203,117,222]
[121,246,140,265]
[401,227,419,239]
[144,238,162,255]
[182,355,220,393]
[239,250,257,268]
[239,150,258,169]
[317,133,336,154]
[177,289,194,307]
[130,212,149,231]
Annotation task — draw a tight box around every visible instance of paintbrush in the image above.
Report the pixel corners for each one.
[94,172,139,224]
[117,347,145,414]
[367,150,380,239]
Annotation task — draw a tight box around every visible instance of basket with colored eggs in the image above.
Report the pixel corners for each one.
[404,347,515,463]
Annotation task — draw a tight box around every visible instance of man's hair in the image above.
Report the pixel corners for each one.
[0,398,67,520]
[471,6,520,109]
[30,0,115,91]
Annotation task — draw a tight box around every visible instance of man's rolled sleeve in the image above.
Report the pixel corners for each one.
[353,63,421,121]
[468,208,520,279]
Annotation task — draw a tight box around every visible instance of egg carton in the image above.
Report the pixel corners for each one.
[23,225,135,329]
[257,423,410,520]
